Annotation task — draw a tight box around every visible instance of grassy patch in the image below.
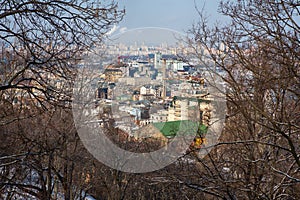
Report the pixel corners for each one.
[152,120,207,138]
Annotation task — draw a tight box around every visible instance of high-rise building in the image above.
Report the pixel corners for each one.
[154,52,162,69]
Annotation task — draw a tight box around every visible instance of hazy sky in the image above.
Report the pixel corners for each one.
[106,1,227,46]
[113,0,224,35]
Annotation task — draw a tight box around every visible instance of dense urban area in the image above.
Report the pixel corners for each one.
[88,43,213,147]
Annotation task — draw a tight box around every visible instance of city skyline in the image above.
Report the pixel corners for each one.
[108,27,185,46]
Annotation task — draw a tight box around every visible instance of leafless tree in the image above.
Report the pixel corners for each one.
[180,0,300,199]
[0,1,125,199]
[0,104,101,199]
[0,0,124,109]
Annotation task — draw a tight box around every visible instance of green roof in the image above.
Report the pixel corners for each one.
[153,120,207,138]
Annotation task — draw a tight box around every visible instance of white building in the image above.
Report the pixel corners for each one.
[150,110,168,123]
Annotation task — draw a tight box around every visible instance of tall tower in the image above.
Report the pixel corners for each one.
[154,52,162,69]
[162,59,167,100]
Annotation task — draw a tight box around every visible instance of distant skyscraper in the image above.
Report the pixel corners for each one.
[154,52,162,69]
